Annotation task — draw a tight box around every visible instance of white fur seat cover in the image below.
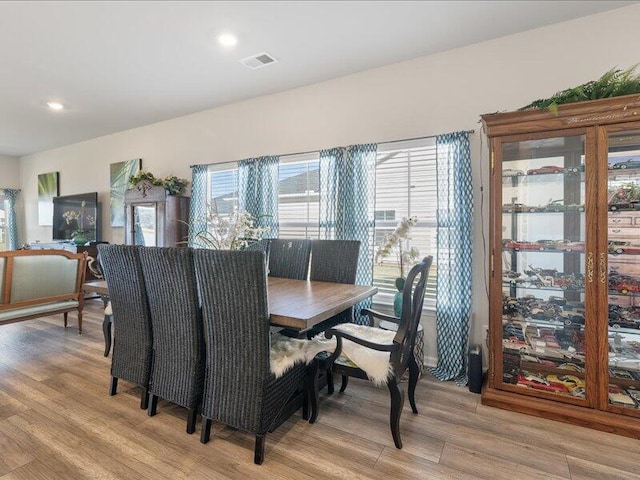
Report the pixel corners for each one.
[270,323,396,385]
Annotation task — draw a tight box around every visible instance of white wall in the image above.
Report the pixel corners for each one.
[18,4,640,361]
[0,154,20,188]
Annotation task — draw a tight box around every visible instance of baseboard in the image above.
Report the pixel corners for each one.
[424,356,437,368]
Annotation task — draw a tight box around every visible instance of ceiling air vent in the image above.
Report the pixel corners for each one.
[239,52,278,70]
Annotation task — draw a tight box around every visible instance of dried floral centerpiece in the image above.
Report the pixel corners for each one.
[375,216,420,316]
[191,203,270,251]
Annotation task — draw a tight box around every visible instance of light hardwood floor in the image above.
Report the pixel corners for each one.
[1,300,640,479]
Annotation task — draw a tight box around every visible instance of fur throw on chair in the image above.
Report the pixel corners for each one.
[270,323,396,385]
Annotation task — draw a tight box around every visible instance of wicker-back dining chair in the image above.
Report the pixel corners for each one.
[138,247,205,434]
[267,238,311,280]
[193,249,308,464]
[307,239,360,334]
[98,244,153,410]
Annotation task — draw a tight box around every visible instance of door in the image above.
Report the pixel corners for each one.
[492,128,597,406]
[602,126,640,416]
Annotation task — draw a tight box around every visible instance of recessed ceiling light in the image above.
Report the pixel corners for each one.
[46,101,64,111]
[218,33,238,47]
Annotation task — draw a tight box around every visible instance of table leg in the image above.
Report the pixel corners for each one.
[103,315,113,357]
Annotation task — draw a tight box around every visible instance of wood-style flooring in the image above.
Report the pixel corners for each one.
[1,300,640,479]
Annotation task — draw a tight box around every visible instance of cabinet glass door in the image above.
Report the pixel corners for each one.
[133,204,157,247]
[606,129,640,413]
[500,134,589,402]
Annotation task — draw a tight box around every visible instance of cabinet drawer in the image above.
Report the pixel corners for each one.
[608,227,640,239]
[609,214,634,226]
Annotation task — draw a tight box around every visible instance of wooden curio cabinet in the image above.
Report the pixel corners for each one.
[124,180,190,247]
[482,95,640,438]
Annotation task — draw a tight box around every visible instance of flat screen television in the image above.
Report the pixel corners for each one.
[52,192,100,243]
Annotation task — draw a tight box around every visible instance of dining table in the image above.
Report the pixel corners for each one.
[84,277,377,356]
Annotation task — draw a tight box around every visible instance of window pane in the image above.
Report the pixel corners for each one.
[374,139,437,307]
[208,165,238,216]
[278,154,320,239]
[0,198,6,250]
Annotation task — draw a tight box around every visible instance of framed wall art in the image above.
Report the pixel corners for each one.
[110,158,141,227]
[37,171,59,226]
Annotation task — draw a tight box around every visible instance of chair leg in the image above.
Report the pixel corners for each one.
[408,354,419,414]
[327,370,334,395]
[186,408,197,434]
[140,387,149,410]
[302,385,309,421]
[339,375,349,393]
[307,361,319,424]
[77,311,83,335]
[388,377,405,449]
[109,376,118,396]
[148,394,158,417]
[64,312,68,328]
[254,433,266,465]
[103,315,112,357]
[200,418,212,444]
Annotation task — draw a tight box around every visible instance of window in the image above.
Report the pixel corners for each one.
[373,138,437,308]
[277,153,320,239]
[202,138,438,308]
[0,196,7,251]
[207,164,239,215]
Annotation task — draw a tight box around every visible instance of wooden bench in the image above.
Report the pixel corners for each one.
[0,249,87,333]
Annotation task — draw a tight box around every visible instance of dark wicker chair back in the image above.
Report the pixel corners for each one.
[193,249,307,464]
[310,239,360,284]
[306,240,360,333]
[245,238,271,254]
[138,246,204,434]
[98,244,152,409]
[267,238,311,280]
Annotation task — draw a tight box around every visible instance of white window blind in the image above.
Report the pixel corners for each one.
[277,153,320,239]
[373,138,438,308]
[207,164,238,216]
[0,196,7,251]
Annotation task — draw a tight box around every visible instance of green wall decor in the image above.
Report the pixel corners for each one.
[37,171,59,226]
[110,158,141,227]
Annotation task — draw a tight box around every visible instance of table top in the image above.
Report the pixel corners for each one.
[84,278,377,331]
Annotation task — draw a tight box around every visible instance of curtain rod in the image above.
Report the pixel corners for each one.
[189,129,475,168]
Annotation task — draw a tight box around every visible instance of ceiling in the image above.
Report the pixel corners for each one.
[0,1,635,157]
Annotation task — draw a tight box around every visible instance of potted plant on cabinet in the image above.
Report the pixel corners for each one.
[375,216,420,317]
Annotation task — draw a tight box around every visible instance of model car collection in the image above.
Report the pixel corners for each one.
[610,158,640,170]
[503,239,585,252]
[527,165,565,175]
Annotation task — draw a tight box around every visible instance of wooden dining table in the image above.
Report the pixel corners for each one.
[84,278,377,356]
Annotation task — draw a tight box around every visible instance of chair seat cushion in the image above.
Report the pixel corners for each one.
[331,323,396,385]
[0,300,79,322]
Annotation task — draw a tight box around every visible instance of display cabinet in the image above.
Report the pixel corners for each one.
[124,181,189,248]
[482,95,640,438]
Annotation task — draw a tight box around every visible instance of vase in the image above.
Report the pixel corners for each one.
[393,277,406,317]
[72,232,88,246]
[393,291,403,317]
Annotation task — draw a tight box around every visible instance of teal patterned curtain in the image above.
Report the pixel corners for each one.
[1,189,20,250]
[238,156,279,238]
[430,132,473,384]
[188,165,208,247]
[319,144,377,324]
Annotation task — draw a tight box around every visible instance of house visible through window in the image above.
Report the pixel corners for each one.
[204,137,437,308]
